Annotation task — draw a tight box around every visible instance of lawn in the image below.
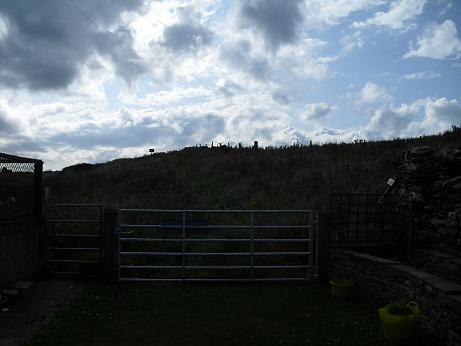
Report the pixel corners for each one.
[27,283,426,346]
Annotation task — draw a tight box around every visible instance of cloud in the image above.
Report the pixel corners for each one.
[163,23,213,52]
[48,111,225,150]
[366,97,461,139]
[404,20,461,59]
[161,7,213,53]
[353,0,426,30]
[301,102,335,121]
[276,38,332,80]
[366,102,419,138]
[217,81,244,98]
[303,0,385,29]
[0,106,15,134]
[226,108,291,144]
[0,13,8,41]
[93,26,146,85]
[420,97,461,131]
[308,126,365,143]
[0,136,47,154]
[355,82,391,105]
[286,97,459,144]
[219,39,269,80]
[271,91,291,105]
[0,0,144,90]
[403,71,441,80]
[133,86,212,107]
[238,0,303,52]
[340,31,365,53]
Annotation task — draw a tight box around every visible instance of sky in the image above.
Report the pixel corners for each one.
[0,0,460,170]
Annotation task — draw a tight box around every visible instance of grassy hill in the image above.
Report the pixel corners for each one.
[44,127,461,212]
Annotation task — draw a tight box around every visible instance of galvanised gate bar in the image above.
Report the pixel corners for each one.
[44,204,104,277]
[118,209,317,282]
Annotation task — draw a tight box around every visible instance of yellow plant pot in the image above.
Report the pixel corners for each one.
[330,279,354,298]
[378,302,419,340]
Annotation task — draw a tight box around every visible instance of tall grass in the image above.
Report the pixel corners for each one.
[44,127,461,212]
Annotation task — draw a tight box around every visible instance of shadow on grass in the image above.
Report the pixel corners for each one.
[27,282,436,346]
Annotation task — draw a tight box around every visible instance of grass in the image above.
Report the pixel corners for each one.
[25,282,434,346]
[45,126,461,213]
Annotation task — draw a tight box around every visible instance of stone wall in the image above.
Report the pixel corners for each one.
[396,145,461,257]
[395,145,461,284]
[331,250,461,346]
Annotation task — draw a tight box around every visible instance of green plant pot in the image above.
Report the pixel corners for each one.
[330,279,354,298]
[378,302,419,340]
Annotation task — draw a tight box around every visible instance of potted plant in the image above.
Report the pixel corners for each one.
[330,279,354,298]
[378,301,419,340]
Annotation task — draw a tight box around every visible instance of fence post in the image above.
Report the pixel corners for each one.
[250,212,255,280]
[182,211,186,282]
[33,161,43,229]
[103,208,120,282]
[317,212,330,284]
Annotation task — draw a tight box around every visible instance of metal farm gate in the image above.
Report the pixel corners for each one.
[118,209,317,282]
[43,204,104,277]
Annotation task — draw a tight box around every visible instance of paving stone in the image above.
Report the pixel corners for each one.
[9,281,35,298]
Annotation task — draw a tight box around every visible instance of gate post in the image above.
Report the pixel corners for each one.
[103,208,120,282]
[317,212,330,284]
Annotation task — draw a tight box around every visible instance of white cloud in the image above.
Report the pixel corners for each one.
[0,13,8,41]
[302,0,385,29]
[129,86,212,107]
[341,32,365,53]
[348,86,458,140]
[129,0,218,55]
[366,97,461,139]
[308,126,366,143]
[404,20,461,59]
[301,102,335,122]
[354,82,392,105]
[366,102,420,138]
[277,38,333,80]
[403,71,441,80]
[1,0,459,170]
[353,0,426,30]
[420,97,461,131]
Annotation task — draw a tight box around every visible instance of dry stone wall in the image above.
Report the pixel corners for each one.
[395,145,461,282]
[331,250,461,346]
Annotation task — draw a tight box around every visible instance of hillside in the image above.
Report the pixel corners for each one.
[44,127,461,212]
